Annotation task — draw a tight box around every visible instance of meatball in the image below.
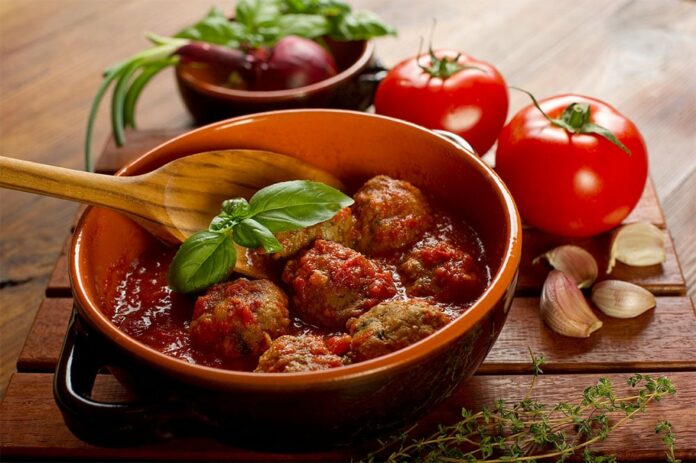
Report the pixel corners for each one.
[400,240,486,302]
[353,175,433,255]
[190,279,289,360]
[272,207,358,259]
[282,239,397,328]
[348,299,449,361]
[255,335,344,373]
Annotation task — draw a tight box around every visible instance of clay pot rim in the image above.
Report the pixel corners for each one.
[70,109,521,391]
[175,40,374,102]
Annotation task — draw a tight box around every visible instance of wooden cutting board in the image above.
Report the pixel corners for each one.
[1,130,694,461]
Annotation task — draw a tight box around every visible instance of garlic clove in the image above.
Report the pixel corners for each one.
[540,270,603,338]
[607,222,666,273]
[534,245,598,289]
[591,280,656,319]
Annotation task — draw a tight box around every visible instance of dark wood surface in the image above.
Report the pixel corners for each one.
[1,0,695,460]
[2,129,694,460]
[2,372,695,461]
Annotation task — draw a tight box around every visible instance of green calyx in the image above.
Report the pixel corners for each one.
[418,47,483,79]
[511,87,631,156]
[419,48,465,79]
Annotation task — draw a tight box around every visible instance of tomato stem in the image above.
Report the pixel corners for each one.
[415,20,482,79]
[509,87,631,156]
[562,103,591,129]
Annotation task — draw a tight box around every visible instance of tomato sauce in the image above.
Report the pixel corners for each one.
[106,207,490,371]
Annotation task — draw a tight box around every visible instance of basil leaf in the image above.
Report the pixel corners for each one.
[234,219,283,254]
[168,230,236,294]
[175,7,245,47]
[210,198,251,231]
[284,0,351,17]
[277,14,331,38]
[330,10,396,41]
[248,180,354,232]
[222,198,251,217]
[236,0,282,29]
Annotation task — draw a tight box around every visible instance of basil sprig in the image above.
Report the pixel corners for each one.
[168,180,354,294]
[177,1,395,48]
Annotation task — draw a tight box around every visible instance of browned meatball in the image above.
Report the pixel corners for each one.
[190,279,289,360]
[282,239,397,328]
[353,175,432,255]
[347,299,449,361]
[255,335,344,373]
[272,207,358,259]
[400,240,486,302]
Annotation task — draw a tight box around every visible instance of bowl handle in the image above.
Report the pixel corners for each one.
[53,309,192,446]
[332,60,388,110]
[432,129,477,155]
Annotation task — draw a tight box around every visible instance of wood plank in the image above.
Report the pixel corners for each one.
[481,297,696,374]
[663,168,696,301]
[45,238,71,298]
[1,371,694,460]
[516,227,686,296]
[16,298,73,372]
[45,208,86,297]
[17,297,695,374]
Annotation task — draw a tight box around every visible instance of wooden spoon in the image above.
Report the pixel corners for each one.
[0,150,344,279]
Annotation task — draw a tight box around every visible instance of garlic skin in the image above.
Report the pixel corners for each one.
[534,245,597,288]
[540,270,603,338]
[607,222,665,273]
[591,280,656,319]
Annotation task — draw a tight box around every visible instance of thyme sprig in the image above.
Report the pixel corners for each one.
[365,352,678,463]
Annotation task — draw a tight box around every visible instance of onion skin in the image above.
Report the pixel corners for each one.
[177,36,338,92]
[251,36,338,91]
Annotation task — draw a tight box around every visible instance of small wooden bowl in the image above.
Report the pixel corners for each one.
[175,39,383,125]
[63,110,522,446]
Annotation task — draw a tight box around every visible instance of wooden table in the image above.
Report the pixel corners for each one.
[1,0,695,460]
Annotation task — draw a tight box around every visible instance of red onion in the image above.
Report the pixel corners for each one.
[250,36,337,91]
[176,36,337,91]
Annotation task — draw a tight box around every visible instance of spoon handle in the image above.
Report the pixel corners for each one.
[0,156,142,214]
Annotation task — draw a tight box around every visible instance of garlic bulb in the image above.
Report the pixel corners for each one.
[607,222,665,273]
[534,245,597,288]
[540,270,603,338]
[591,280,656,318]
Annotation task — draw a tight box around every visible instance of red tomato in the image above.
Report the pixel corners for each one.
[496,94,648,237]
[374,50,508,155]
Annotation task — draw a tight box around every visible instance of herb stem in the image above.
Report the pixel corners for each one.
[367,366,677,463]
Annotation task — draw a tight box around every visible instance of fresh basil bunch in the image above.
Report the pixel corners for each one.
[168,180,354,294]
[177,0,395,48]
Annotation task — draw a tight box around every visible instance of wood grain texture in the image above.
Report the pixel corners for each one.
[17,296,696,374]
[481,296,696,374]
[16,298,73,372]
[1,4,695,459]
[516,225,685,296]
[1,371,694,460]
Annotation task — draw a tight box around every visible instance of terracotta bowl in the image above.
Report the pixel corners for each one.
[62,110,521,446]
[175,39,383,125]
